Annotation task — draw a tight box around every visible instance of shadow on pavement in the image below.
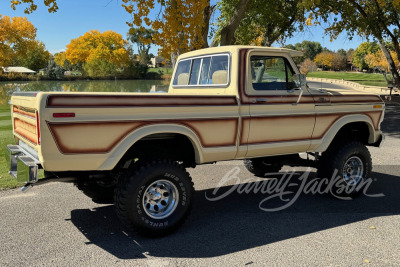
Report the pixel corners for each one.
[381,104,400,138]
[70,166,400,259]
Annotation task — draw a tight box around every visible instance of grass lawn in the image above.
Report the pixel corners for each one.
[0,105,21,189]
[307,71,389,87]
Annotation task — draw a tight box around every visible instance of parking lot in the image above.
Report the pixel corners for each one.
[0,103,399,266]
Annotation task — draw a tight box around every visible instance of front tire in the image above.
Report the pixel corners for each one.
[317,141,372,197]
[114,159,194,237]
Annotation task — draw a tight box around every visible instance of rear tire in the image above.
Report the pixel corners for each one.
[317,141,372,197]
[114,159,194,237]
[244,157,283,177]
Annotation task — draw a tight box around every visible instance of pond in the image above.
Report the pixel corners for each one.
[0,80,169,106]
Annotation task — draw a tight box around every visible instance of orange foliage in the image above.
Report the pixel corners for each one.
[0,14,37,67]
[11,0,58,14]
[122,0,208,60]
[65,30,129,67]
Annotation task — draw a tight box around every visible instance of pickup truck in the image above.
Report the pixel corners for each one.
[5,45,385,236]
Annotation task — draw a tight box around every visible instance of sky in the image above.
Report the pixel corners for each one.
[0,0,370,55]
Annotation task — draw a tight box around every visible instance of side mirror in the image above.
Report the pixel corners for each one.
[293,74,307,88]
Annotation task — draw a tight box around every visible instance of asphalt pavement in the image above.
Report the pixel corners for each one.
[0,94,399,267]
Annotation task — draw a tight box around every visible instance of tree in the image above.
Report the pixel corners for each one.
[128,28,155,65]
[285,41,323,64]
[352,42,380,70]
[122,0,211,62]
[214,0,305,46]
[300,58,317,75]
[10,0,58,13]
[301,0,400,87]
[14,40,51,71]
[65,30,129,68]
[331,53,347,71]
[314,52,334,70]
[0,15,37,67]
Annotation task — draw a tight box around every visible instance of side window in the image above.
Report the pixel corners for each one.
[209,56,229,85]
[173,54,229,86]
[173,60,191,85]
[199,57,211,84]
[250,56,295,91]
[189,58,202,85]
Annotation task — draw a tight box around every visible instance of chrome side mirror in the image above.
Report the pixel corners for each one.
[293,73,307,88]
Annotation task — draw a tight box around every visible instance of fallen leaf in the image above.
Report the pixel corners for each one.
[364,259,370,263]
[370,226,376,229]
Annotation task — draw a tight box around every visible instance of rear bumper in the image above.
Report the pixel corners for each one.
[5,144,40,184]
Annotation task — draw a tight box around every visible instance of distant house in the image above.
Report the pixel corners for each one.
[2,67,36,74]
[149,57,165,68]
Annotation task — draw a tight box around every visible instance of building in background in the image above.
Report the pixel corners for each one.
[1,67,36,74]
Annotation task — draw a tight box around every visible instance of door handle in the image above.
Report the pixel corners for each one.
[254,98,267,103]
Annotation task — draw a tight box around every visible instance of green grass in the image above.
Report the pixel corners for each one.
[0,105,21,189]
[307,71,390,87]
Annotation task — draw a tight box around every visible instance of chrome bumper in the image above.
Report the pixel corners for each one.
[5,144,39,184]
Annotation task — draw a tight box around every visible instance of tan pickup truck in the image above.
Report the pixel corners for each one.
[6,46,385,236]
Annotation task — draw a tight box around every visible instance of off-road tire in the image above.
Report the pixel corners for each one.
[114,159,194,237]
[317,141,372,197]
[244,157,283,177]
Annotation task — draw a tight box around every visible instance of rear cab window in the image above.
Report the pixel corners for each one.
[172,54,230,87]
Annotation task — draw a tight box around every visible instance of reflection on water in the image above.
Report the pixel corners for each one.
[0,80,169,105]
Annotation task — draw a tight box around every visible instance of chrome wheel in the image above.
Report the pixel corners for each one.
[142,179,179,219]
[342,156,364,185]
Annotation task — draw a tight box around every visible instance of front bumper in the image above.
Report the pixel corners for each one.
[5,144,40,184]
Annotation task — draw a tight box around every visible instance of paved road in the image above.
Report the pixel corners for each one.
[1,106,399,266]
[307,80,352,90]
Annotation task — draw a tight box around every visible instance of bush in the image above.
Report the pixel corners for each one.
[83,58,117,78]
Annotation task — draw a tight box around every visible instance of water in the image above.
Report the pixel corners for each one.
[0,80,169,105]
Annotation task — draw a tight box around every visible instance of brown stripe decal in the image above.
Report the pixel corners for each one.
[47,95,238,108]
[47,118,238,154]
[240,110,383,145]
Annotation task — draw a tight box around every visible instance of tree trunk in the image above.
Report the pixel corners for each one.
[219,0,253,46]
[201,1,214,48]
[378,39,400,87]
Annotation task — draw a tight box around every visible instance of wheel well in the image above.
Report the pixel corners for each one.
[331,122,370,145]
[116,133,196,169]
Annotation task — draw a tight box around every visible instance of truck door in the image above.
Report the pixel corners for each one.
[241,51,316,158]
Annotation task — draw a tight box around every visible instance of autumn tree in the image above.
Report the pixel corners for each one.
[352,42,380,70]
[64,30,131,77]
[0,15,50,70]
[122,0,211,62]
[0,15,36,67]
[13,40,51,71]
[314,52,334,70]
[300,0,400,87]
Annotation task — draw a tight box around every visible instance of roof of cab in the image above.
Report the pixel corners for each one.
[177,45,304,60]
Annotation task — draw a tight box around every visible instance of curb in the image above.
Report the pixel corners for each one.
[306,77,392,95]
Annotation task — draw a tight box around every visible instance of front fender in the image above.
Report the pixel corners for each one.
[313,114,377,153]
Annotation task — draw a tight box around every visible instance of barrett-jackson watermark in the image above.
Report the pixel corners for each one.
[205,167,384,212]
